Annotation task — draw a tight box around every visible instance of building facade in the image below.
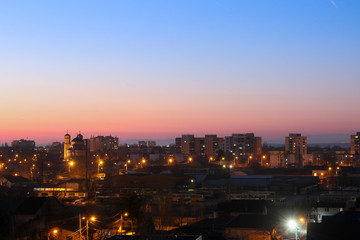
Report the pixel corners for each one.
[350,132,360,155]
[285,133,307,167]
[89,135,118,153]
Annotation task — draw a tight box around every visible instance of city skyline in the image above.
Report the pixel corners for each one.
[1,131,357,147]
[1,1,360,144]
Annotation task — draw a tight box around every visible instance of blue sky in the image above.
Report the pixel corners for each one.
[1,0,360,144]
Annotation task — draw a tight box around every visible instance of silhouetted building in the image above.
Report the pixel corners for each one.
[221,133,262,164]
[285,133,307,154]
[350,132,360,154]
[11,139,35,150]
[90,135,118,153]
[204,135,220,159]
[194,137,205,156]
[180,135,195,156]
[285,133,307,167]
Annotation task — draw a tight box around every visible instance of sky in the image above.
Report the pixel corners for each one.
[1,0,360,144]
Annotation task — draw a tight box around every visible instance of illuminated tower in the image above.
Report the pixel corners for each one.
[64,133,71,160]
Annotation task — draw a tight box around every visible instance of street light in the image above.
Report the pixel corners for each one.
[47,228,58,240]
[69,161,74,175]
[84,216,96,240]
[118,212,129,235]
[98,160,103,174]
[168,158,173,165]
[188,157,192,163]
[288,219,298,240]
[141,158,146,168]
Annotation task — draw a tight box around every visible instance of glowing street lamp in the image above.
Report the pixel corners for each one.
[47,228,58,240]
[287,219,298,240]
[118,212,129,235]
[188,157,192,163]
[81,216,96,240]
[168,158,173,165]
[68,161,74,174]
[141,158,146,168]
[98,160,103,173]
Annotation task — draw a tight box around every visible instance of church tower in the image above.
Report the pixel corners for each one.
[64,133,71,160]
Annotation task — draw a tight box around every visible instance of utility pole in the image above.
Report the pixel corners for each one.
[86,220,89,240]
[79,214,82,240]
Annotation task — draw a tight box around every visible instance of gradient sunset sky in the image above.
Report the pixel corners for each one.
[1,0,360,144]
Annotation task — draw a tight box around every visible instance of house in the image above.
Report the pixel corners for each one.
[0,175,31,188]
[15,197,73,238]
[315,202,346,223]
[307,211,360,240]
[55,178,88,198]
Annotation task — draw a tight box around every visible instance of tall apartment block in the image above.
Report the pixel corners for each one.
[285,133,307,155]
[285,133,307,167]
[175,134,221,158]
[89,135,118,153]
[179,135,195,156]
[222,133,262,157]
[204,135,219,159]
[350,132,360,154]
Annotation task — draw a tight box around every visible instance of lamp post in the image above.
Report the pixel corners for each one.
[85,216,96,240]
[141,158,146,168]
[98,160,103,174]
[68,161,74,175]
[288,219,298,240]
[118,212,129,235]
[47,228,58,240]
[126,159,131,171]
[168,158,173,165]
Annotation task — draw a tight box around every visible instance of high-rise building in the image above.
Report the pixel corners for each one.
[180,135,195,156]
[350,132,360,154]
[221,133,262,156]
[194,137,205,156]
[90,136,105,153]
[89,136,118,153]
[11,139,35,150]
[204,135,219,159]
[285,133,307,167]
[104,136,118,150]
[285,133,307,155]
